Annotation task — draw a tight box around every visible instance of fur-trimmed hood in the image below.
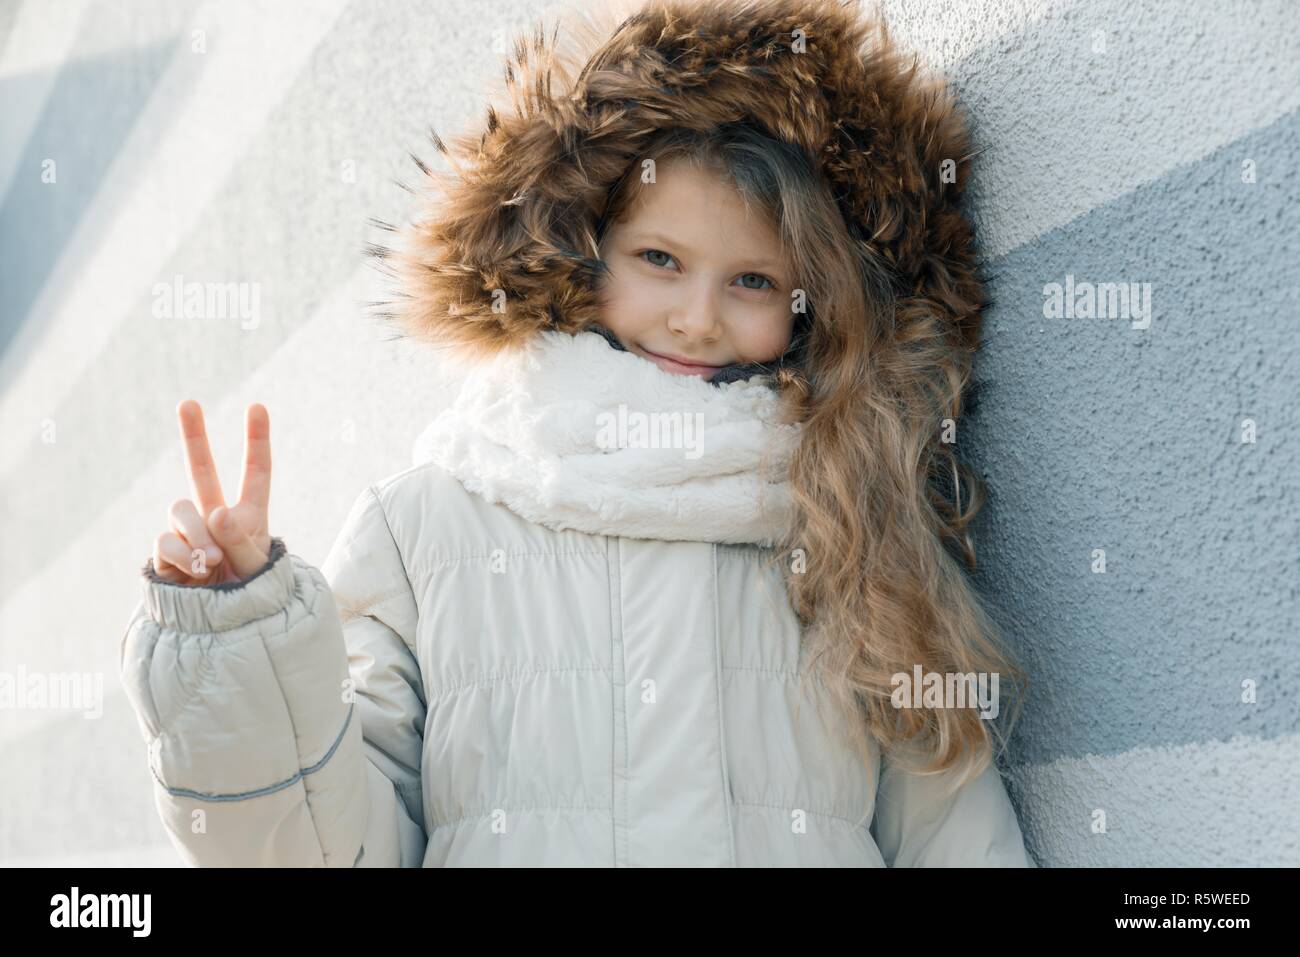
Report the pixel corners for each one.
[378,0,984,360]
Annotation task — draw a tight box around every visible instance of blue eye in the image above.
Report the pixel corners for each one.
[640,250,775,291]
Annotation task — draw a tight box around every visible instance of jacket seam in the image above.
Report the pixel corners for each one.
[425,664,611,702]
[405,548,607,578]
[429,802,615,830]
[371,459,437,492]
[712,542,738,866]
[361,486,427,686]
[730,799,865,829]
[420,664,822,699]
[609,536,629,868]
[365,486,418,622]
[357,486,429,844]
[150,700,355,802]
[338,585,411,622]
[720,664,829,685]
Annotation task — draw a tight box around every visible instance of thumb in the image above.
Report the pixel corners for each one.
[207,506,268,579]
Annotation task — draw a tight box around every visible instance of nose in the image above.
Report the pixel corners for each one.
[666,277,722,344]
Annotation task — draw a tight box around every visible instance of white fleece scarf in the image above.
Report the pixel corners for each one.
[411,329,803,546]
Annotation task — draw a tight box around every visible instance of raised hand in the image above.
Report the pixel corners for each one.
[151,400,274,586]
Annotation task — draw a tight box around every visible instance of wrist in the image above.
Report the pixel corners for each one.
[140,538,291,632]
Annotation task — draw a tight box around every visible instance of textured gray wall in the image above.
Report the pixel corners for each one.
[0,0,1295,865]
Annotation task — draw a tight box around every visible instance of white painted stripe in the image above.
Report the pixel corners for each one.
[875,0,1064,73]
[957,0,1300,258]
[0,0,94,201]
[0,0,179,80]
[0,0,201,204]
[1004,731,1300,866]
[0,0,352,474]
[0,0,92,79]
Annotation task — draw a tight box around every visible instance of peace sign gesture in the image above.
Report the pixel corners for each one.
[151,400,274,586]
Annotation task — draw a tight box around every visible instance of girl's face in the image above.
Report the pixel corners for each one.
[595,158,795,377]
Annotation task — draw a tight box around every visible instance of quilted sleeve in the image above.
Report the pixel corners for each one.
[119,486,426,867]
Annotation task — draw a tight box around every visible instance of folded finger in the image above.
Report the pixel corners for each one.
[153,531,205,582]
[168,499,223,565]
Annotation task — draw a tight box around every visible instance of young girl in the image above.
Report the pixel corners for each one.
[120,0,1035,867]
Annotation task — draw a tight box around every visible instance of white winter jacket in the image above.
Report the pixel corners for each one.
[120,329,1034,867]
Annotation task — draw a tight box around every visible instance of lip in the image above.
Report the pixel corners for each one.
[638,345,723,376]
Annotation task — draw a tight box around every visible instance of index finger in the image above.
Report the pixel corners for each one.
[177,400,226,516]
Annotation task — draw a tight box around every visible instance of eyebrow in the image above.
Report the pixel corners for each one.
[629,230,788,272]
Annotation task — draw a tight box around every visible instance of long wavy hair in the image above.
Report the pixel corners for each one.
[595,123,1027,797]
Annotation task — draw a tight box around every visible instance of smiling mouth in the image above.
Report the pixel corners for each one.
[638,345,723,374]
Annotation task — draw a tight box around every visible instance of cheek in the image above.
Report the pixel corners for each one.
[733,307,795,360]
[596,269,657,337]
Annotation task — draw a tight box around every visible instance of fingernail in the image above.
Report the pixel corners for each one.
[205,545,222,563]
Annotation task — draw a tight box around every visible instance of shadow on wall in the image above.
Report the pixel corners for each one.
[0,34,196,360]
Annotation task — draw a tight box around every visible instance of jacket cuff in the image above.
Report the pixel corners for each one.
[140,538,293,633]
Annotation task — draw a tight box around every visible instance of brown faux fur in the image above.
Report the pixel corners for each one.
[373,0,984,363]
